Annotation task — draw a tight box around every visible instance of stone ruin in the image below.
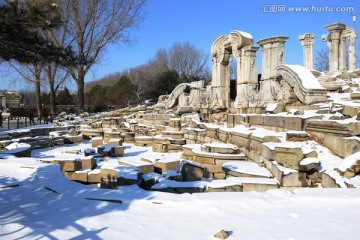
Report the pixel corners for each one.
[1,22,359,193]
[152,22,357,115]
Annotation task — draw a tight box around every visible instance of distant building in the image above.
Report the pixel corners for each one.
[0,91,21,110]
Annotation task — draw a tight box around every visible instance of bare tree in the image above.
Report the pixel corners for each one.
[148,48,170,75]
[127,65,151,101]
[315,47,329,72]
[10,63,45,116]
[168,42,209,82]
[63,0,146,113]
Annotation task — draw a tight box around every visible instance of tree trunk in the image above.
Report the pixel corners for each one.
[49,83,56,116]
[35,74,42,117]
[76,69,85,113]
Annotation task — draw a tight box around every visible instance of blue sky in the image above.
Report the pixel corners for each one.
[2,0,359,90]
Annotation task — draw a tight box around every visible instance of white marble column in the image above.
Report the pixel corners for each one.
[348,32,358,71]
[257,36,289,80]
[324,23,347,72]
[298,33,315,69]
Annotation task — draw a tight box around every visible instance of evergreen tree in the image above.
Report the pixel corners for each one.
[0,0,77,65]
[148,70,180,99]
[57,87,73,105]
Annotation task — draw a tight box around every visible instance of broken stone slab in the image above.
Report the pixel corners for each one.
[205,127,219,139]
[273,143,304,170]
[119,159,154,174]
[321,171,342,188]
[168,118,181,131]
[81,129,103,139]
[263,115,285,128]
[65,149,81,154]
[84,148,96,157]
[53,138,65,146]
[222,161,273,178]
[88,169,101,183]
[100,165,141,186]
[177,160,204,181]
[42,158,82,172]
[64,135,83,144]
[106,138,123,146]
[229,129,252,149]
[213,172,226,179]
[283,116,313,131]
[229,177,280,192]
[68,128,79,136]
[100,179,118,189]
[142,156,180,174]
[17,137,38,147]
[335,152,360,178]
[97,145,124,157]
[1,143,32,157]
[92,137,104,148]
[0,140,14,148]
[263,158,308,187]
[81,156,96,170]
[201,163,223,174]
[181,144,201,159]
[342,104,360,117]
[142,172,162,190]
[214,229,230,239]
[151,179,207,194]
[104,131,121,141]
[161,130,184,139]
[286,130,310,141]
[134,136,153,147]
[207,179,243,192]
[201,142,240,154]
[305,120,360,136]
[64,170,90,183]
[218,128,230,143]
[248,114,264,126]
[192,148,246,165]
[299,157,320,171]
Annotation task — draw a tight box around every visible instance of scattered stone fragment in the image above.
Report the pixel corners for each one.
[177,160,204,181]
[214,229,230,239]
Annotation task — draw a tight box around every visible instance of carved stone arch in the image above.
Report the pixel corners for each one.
[164,83,191,109]
[209,30,254,109]
[275,64,328,105]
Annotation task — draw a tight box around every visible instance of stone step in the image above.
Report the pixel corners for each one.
[229,177,279,192]
[141,156,180,174]
[192,148,246,165]
[118,159,154,174]
[161,130,184,139]
[151,179,207,194]
[263,158,308,187]
[201,142,240,154]
[222,161,273,178]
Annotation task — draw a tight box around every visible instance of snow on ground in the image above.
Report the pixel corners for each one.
[0,141,360,239]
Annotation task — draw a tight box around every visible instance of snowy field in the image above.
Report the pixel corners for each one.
[0,141,359,240]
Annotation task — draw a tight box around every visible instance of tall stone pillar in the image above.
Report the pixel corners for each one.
[257,36,288,106]
[348,31,358,71]
[298,33,315,69]
[323,23,347,72]
[211,52,231,108]
[339,36,347,71]
[257,36,289,80]
[234,45,259,108]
